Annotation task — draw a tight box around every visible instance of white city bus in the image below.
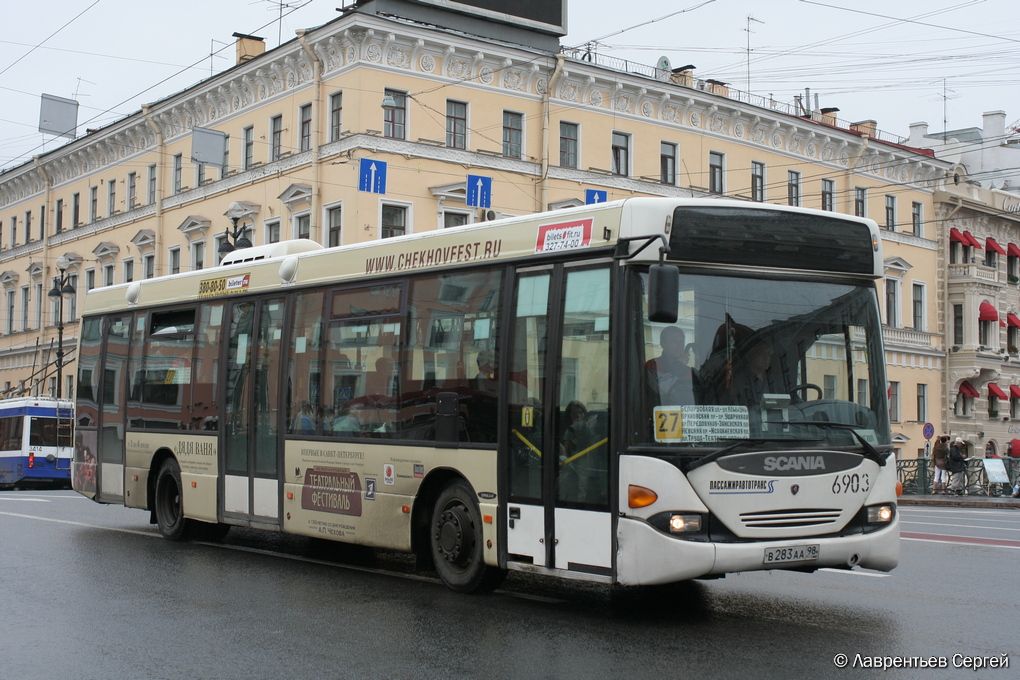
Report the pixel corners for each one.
[73,197,898,591]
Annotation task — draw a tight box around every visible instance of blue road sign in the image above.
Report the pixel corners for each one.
[359,158,387,194]
[466,174,492,208]
[585,189,608,205]
[923,422,934,440]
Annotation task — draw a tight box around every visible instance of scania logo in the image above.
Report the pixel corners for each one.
[762,455,826,472]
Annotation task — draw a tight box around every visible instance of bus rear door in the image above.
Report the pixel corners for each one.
[505,264,612,576]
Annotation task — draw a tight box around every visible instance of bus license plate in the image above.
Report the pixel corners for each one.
[763,544,819,565]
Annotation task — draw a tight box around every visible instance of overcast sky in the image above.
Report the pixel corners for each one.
[2,0,1018,172]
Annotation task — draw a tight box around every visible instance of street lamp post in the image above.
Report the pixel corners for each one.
[48,267,76,400]
[217,215,253,258]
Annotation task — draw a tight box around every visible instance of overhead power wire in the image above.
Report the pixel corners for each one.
[0,0,102,79]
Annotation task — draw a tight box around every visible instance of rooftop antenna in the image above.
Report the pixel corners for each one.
[744,15,764,92]
[939,78,959,143]
[209,39,230,76]
[253,0,301,47]
[72,77,94,101]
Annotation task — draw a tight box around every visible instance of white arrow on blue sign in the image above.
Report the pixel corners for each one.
[359,158,387,194]
[585,189,607,205]
[466,174,492,208]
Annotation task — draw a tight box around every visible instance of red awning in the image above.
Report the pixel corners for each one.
[979,300,999,321]
[1008,242,1020,258]
[950,227,967,244]
[987,237,1007,256]
[1009,313,1020,328]
[959,381,980,398]
[1010,385,1020,399]
[1010,440,1020,458]
[989,383,1008,400]
[964,230,983,248]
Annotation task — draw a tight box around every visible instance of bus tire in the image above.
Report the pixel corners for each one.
[430,480,503,593]
[154,458,190,541]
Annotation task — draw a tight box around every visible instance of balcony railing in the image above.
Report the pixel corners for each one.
[948,262,1000,284]
[882,326,936,349]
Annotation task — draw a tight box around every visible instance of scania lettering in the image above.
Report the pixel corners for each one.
[72,198,898,593]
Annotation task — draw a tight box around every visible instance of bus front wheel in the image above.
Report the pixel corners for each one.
[430,480,503,593]
[154,458,190,541]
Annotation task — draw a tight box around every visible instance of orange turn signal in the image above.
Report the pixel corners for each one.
[628,484,658,508]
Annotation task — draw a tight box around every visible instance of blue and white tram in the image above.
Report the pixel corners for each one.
[0,397,73,488]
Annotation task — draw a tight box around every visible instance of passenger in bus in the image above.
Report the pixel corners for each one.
[559,400,607,505]
[296,402,316,434]
[646,326,695,405]
[366,357,395,397]
[472,350,497,395]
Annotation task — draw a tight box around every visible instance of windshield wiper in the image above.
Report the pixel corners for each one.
[685,437,818,472]
[784,420,888,467]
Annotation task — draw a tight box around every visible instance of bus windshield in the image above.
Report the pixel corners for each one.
[627,268,890,450]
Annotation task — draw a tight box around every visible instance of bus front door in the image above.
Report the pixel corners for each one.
[505,265,612,576]
[221,298,286,526]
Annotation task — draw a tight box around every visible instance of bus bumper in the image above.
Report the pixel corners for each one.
[616,515,899,586]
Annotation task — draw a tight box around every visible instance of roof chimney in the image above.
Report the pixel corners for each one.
[982,110,1006,138]
[850,119,877,138]
[819,107,839,127]
[232,32,265,65]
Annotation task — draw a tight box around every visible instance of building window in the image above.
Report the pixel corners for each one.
[33,283,42,330]
[382,204,407,239]
[985,244,997,269]
[85,269,95,291]
[327,206,342,247]
[20,287,29,332]
[611,132,630,176]
[889,381,900,422]
[953,304,963,346]
[243,126,254,170]
[660,142,677,185]
[5,291,13,334]
[751,161,765,202]
[72,192,80,226]
[11,216,16,245]
[445,100,467,149]
[383,89,407,140]
[266,220,280,244]
[443,211,470,228]
[709,152,724,194]
[989,393,1000,419]
[912,283,925,330]
[856,378,869,407]
[144,254,154,279]
[222,135,229,177]
[821,179,834,211]
[329,92,343,142]
[559,122,578,169]
[885,278,899,327]
[192,242,205,271]
[885,195,896,230]
[124,260,134,283]
[127,172,137,209]
[25,211,32,243]
[823,374,837,400]
[68,275,78,319]
[108,179,116,216]
[295,214,310,240]
[169,248,180,275]
[196,162,206,187]
[787,171,801,206]
[299,103,312,152]
[911,201,923,237]
[503,111,523,159]
[89,186,98,221]
[173,154,182,194]
[148,165,157,205]
[55,199,63,233]
[979,318,992,347]
[855,187,866,217]
[270,115,283,161]
[103,264,114,287]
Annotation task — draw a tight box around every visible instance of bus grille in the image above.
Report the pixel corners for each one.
[739,508,843,528]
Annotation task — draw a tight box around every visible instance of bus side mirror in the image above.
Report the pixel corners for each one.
[648,264,679,323]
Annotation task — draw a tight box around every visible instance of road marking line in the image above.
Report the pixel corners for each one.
[817,568,889,578]
[901,531,1020,549]
[0,511,158,538]
[901,520,1020,532]
[0,509,559,601]
[0,498,48,502]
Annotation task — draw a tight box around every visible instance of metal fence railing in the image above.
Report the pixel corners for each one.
[897,458,1020,497]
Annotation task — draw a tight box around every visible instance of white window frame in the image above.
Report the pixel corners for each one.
[293,212,311,240]
[324,201,344,247]
[191,241,206,271]
[611,131,631,177]
[885,278,899,327]
[265,219,281,245]
[379,200,413,240]
[441,209,473,229]
[911,281,927,331]
[502,109,524,159]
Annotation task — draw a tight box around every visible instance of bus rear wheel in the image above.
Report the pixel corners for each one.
[154,458,190,541]
[430,480,503,593]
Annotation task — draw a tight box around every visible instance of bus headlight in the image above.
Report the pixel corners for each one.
[866,504,895,524]
[668,514,702,534]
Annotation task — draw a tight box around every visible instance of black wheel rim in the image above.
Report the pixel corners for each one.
[434,500,475,569]
[158,474,181,529]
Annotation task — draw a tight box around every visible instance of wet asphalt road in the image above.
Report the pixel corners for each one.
[1,491,1018,680]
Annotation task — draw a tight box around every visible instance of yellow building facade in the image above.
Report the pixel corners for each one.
[0,4,950,456]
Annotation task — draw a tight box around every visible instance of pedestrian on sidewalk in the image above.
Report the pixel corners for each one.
[947,436,968,495]
[931,435,949,494]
